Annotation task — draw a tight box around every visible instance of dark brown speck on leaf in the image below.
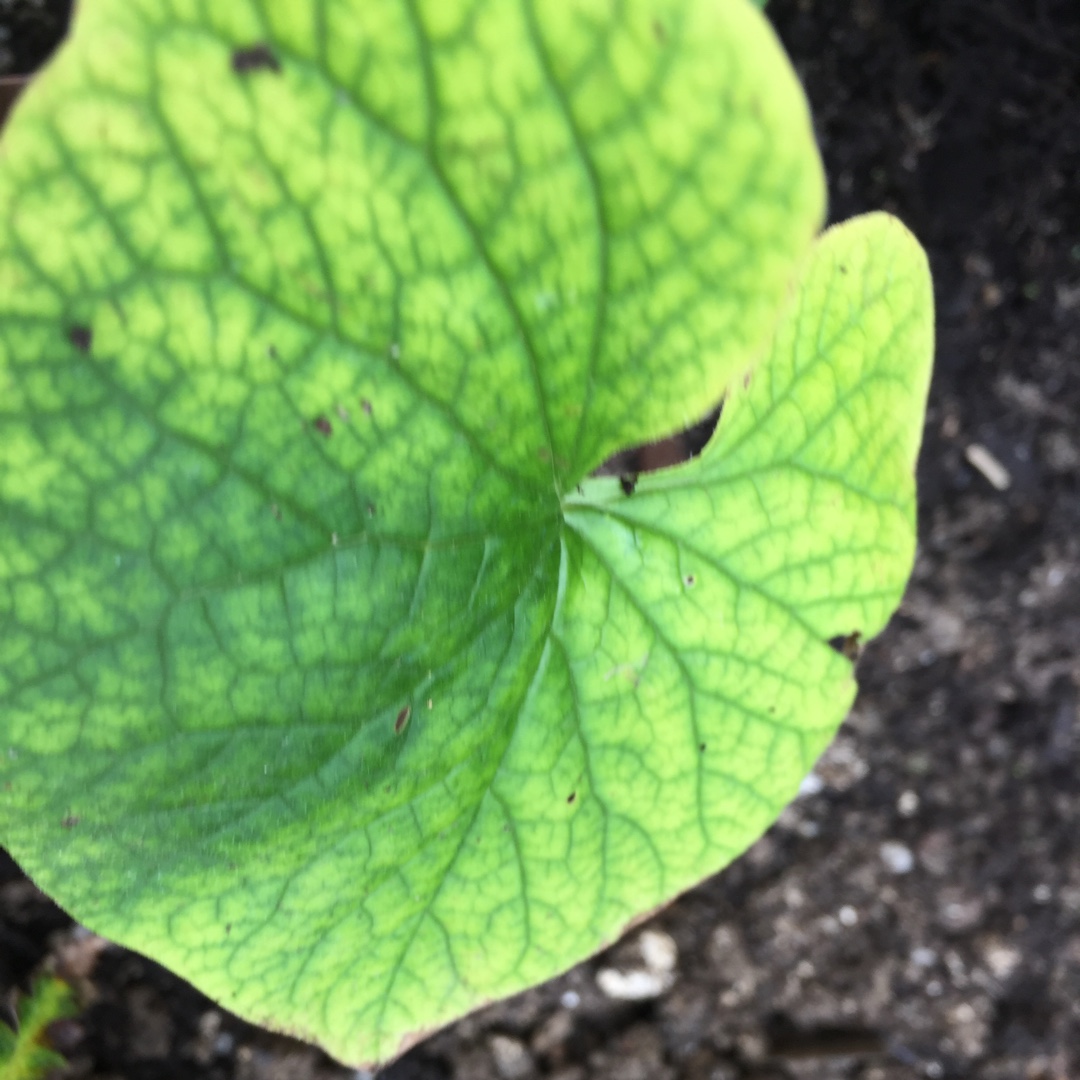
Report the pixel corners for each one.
[313,415,332,437]
[61,815,79,828]
[566,792,577,804]
[395,705,411,733]
[231,43,281,75]
[68,324,91,352]
[360,398,373,415]
[619,473,638,496]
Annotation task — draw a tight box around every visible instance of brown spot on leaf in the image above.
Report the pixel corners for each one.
[566,792,577,804]
[685,574,696,587]
[360,398,373,415]
[395,705,411,733]
[68,325,92,352]
[61,814,79,828]
[827,631,863,661]
[231,44,281,75]
[312,415,332,437]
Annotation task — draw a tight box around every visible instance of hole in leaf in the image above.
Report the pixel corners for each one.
[826,631,863,661]
[67,324,91,352]
[231,44,281,75]
[594,403,721,482]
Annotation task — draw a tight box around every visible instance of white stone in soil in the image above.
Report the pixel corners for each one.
[595,967,674,1001]
[880,840,916,874]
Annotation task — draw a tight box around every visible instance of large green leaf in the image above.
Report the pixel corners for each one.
[0,0,931,1066]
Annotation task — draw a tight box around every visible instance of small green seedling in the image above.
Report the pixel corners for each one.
[0,978,77,1080]
[0,0,933,1066]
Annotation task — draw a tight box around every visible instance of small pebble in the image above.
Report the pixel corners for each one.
[897,790,920,816]
[489,1034,534,1080]
[983,942,1021,980]
[638,929,677,974]
[596,967,672,1001]
[880,840,915,874]
[838,905,859,927]
[798,771,824,796]
[559,990,580,1010]
[965,443,1011,490]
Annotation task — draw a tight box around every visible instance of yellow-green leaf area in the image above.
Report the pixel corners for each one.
[0,0,932,1068]
[0,977,78,1080]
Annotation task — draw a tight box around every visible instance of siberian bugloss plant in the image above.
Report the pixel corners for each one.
[0,0,933,1066]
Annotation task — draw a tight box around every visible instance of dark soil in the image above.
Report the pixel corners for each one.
[3,0,1080,1078]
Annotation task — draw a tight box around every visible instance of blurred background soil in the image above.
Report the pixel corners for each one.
[2,0,1080,1077]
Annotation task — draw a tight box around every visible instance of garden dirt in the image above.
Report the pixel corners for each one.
[2,0,1079,1077]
